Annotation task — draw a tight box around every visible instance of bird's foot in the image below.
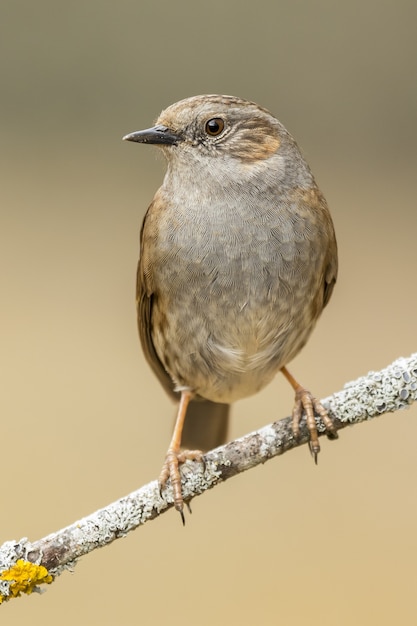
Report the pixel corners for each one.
[291,386,338,463]
[158,448,203,523]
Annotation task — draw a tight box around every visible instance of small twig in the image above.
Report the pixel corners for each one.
[0,353,416,603]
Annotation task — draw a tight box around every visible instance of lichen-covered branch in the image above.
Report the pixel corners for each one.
[1,353,416,604]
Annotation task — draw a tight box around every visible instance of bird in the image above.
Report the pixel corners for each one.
[123,94,338,520]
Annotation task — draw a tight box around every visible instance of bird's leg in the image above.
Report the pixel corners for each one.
[158,389,203,522]
[280,366,338,462]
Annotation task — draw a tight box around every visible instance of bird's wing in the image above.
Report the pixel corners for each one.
[303,186,338,310]
[323,256,337,308]
[136,202,178,402]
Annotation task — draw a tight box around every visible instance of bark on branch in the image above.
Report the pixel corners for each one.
[1,353,416,604]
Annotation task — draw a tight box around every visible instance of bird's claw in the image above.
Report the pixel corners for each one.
[292,387,338,461]
[158,448,203,522]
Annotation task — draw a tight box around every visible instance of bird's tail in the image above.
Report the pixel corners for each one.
[181,399,229,452]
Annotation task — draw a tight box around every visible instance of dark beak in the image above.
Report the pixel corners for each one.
[122,124,181,146]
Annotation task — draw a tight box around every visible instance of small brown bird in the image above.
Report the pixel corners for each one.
[124,95,338,518]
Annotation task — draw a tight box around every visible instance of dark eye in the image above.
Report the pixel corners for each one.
[205,118,225,136]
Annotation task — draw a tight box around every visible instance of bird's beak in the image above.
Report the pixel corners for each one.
[122,125,181,146]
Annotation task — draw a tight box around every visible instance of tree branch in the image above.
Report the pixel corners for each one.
[1,353,416,603]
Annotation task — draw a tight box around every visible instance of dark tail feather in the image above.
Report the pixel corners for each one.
[181,399,230,452]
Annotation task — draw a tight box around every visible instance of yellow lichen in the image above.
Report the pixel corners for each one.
[0,559,53,601]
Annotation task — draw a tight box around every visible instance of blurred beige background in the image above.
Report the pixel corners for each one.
[1,1,416,624]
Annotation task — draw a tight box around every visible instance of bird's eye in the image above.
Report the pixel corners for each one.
[205,118,225,136]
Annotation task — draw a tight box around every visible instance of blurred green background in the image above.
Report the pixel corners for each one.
[1,1,416,624]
